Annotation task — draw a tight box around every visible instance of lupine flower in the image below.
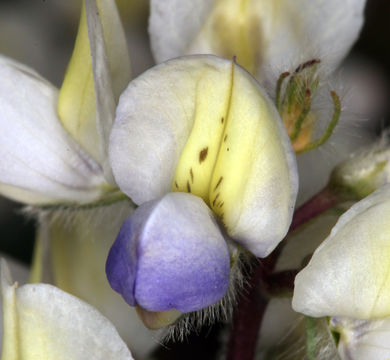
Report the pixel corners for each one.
[0,0,297,334]
[0,1,384,359]
[292,185,390,359]
[0,259,134,360]
[106,55,299,324]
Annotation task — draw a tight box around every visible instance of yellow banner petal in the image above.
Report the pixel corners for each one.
[110,55,298,257]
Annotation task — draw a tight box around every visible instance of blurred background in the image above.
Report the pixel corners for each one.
[0,0,389,358]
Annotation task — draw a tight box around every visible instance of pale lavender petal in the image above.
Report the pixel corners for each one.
[106,192,230,313]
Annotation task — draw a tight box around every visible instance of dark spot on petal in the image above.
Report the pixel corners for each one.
[219,202,224,208]
[199,147,209,163]
[212,193,220,207]
[214,176,223,191]
[227,147,230,151]
[190,168,194,183]
[224,134,228,142]
[221,117,224,124]
[175,181,179,189]
[187,181,191,193]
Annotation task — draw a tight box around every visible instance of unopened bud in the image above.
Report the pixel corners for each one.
[329,133,390,200]
[275,59,341,154]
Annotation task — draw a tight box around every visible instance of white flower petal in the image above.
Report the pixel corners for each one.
[259,0,366,77]
[331,317,390,360]
[58,0,131,178]
[0,184,62,205]
[0,259,134,360]
[293,185,390,319]
[110,55,298,257]
[149,0,366,80]
[149,0,212,64]
[0,56,105,205]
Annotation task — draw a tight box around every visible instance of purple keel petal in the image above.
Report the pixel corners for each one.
[106,192,230,313]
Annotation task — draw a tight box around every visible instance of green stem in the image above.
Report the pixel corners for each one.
[289,89,312,142]
[286,75,300,113]
[306,317,317,360]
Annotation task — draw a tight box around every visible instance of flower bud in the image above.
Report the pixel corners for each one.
[275,60,341,154]
[329,135,390,200]
[293,185,390,319]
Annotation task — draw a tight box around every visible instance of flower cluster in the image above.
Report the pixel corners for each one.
[2,0,390,359]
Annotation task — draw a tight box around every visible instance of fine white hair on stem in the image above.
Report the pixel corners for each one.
[263,47,328,92]
[22,198,135,234]
[254,316,339,360]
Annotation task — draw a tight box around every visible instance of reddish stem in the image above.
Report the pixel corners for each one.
[226,186,341,360]
[289,187,340,232]
[226,265,268,360]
